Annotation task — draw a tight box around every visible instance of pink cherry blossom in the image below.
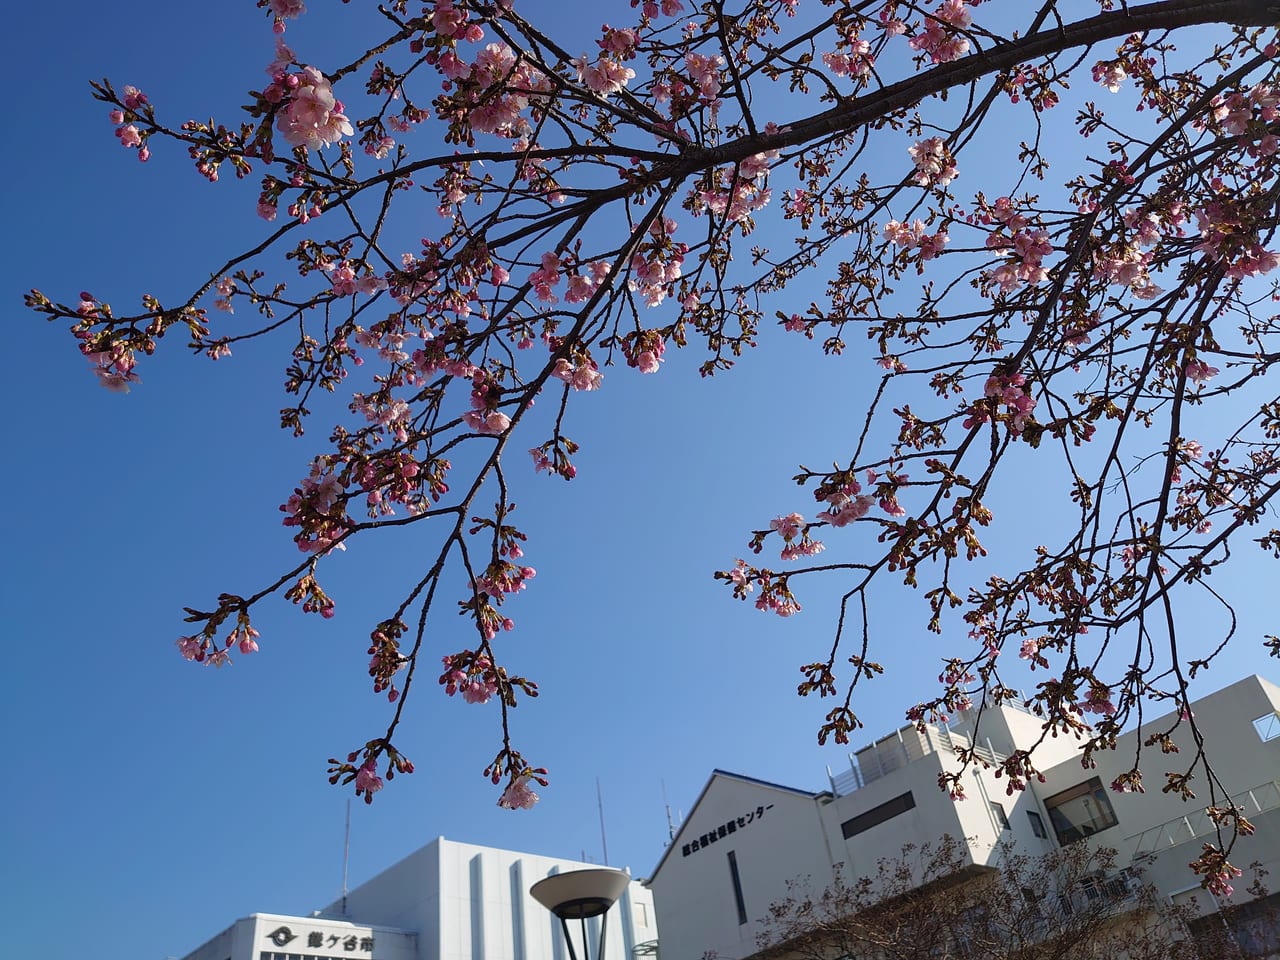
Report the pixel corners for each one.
[635,350,661,374]
[1186,359,1220,384]
[781,539,825,561]
[598,25,640,59]
[551,357,604,391]
[214,275,236,313]
[267,38,296,77]
[908,0,973,64]
[121,85,147,111]
[498,774,540,809]
[269,0,306,20]
[276,66,353,150]
[908,137,958,188]
[822,39,874,79]
[1092,60,1127,92]
[639,0,684,16]
[771,512,804,540]
[355,274,388,295]
[464,409,511,434]
[84,346,141,393]
[1093,245,1162,299]
[432,0,469,39]
[366,135,396,159]
[438,51,472,81]
[878,8,907,36]
[880,497,907,518]
[329,261,357,297]
[236,625,261,655]
[115,124,142,148]
[448,654,501,705]
[917,229,949,261]
[572,53,637,96]
[728,559,755,593]
[815,483,872,527]
[1081,684,1116,716]
[354,760,384,797]
[529,251,562,302]
[685,52,724,101]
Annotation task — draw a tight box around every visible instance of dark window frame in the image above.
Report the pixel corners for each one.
[727,850,748,925]
[1027,810,1048,839]
[840,791,916,839]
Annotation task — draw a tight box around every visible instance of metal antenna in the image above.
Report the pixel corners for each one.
[662,780,675,842]
[341,799,351,916]
[597,778,610,866]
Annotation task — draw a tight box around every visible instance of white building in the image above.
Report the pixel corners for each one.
[647,674,1280,960]
[179,838,658,960]
[179,914,416,960]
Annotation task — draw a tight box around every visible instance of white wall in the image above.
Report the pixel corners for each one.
[181,914,417,960]
[320,838,655,960]
[824,752,964,879]
[649,776,834,960]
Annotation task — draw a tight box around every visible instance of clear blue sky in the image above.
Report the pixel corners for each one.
[3,4,1275,960]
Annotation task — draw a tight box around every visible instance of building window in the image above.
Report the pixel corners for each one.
[1254,712,1280,742]
[1043,777,1118,845]
[1027,810,1048,839]
[1020,887,1042,917]
[727,850,748,925]
[840,792,916,839]
[989,801,1010,831]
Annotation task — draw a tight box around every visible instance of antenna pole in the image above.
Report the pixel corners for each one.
[597,778,610,866]
[342,799,351,916]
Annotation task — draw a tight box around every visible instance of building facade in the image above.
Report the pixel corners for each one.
[179,914,417,960]
[179,838,658,960]
[647,674,1280,960]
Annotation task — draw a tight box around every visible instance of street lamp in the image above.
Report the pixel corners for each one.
[530,868,631,960]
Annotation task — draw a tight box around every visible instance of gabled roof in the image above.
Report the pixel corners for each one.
[647,769,823,881]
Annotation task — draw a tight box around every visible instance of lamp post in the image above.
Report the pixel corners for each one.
[530,868,631,960]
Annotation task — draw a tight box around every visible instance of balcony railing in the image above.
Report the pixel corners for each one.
[826,716,1014,797]
[1120,780,1280,861]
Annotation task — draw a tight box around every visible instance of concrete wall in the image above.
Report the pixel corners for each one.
[322,844,439,937]
[648,777,834,960]
[823,751,968,880]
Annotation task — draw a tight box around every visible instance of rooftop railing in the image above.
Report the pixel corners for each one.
[1120,780,1280,861]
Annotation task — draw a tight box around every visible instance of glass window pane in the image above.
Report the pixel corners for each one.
[1044,777,1117,845]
